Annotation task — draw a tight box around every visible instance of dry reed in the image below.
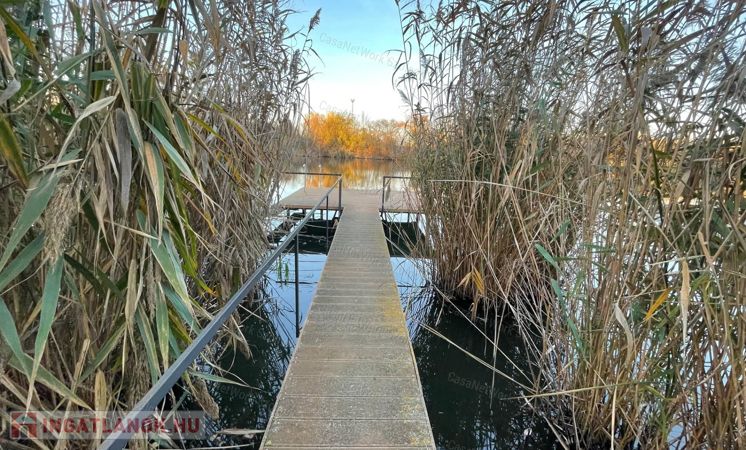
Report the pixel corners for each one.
[397,0,745,447]
[0,1,317,448]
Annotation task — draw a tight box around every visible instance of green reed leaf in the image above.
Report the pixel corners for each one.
[535,243,559,270]
[0,172,60,273]
[31,257,64,382]
[0,234,44,292]
[0,297,28,372]
[136,308,160,384]
[162,284,196,331]
[156,287,170,369]
[81,322,125,381]
[145,121,200,187]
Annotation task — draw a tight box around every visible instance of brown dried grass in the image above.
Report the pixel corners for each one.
[397,0,746,447]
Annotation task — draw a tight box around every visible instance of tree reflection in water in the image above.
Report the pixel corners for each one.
[388,217,559,449]
[185,288,295,449]
[185,234,327,449]
[186,209,560,449]
[282,157,410,190]
[408,292,559,450]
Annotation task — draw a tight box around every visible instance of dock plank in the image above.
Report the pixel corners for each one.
[261,190,434,449]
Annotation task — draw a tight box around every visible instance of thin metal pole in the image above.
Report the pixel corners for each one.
[325,195,329,250]
[381,176,386,213]
[338,178,342,211]
[294,234,300,338]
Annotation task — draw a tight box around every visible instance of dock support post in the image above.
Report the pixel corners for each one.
[294,234,300,338]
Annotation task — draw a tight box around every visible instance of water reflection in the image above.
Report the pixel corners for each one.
[186,224,330,448]
[408,295,558,449]
[384,217,423,257]
[194,194,557,450]
[280,157,411,197]
[387,217,558,449]
[204,298,291,448]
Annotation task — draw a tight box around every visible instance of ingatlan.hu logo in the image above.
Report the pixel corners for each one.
[8,411,206,440]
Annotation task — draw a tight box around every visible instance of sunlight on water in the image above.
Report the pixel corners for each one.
[280,157,411,197]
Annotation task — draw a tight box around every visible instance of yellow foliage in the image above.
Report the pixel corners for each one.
[305,112,408,158]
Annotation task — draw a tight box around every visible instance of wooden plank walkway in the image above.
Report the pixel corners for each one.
[261,190,435,449]
[280,187,420,213]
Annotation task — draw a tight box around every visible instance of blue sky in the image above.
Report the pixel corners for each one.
[288,0,407,121]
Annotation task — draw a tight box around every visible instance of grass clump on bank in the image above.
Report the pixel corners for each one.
[0,1,315,447]
[397,0,745,447]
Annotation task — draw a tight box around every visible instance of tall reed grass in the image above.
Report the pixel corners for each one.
[397,0,745,447]
[0,1,316,447]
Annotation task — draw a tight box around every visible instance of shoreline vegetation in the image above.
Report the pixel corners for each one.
[0,1,315,448]
[397,0,745,448]
[303,111,411,159]
[0,0,743,449]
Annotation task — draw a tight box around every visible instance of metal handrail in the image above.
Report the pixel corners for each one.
[381,175,412,213]
[101,176,342,450]
[284,171,342,177]
[284,171,343,209]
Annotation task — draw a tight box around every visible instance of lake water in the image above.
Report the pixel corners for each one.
[193,158,557,449]
[278,157,411,197]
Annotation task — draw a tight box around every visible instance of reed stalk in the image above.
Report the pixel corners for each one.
[398,0,745,446]
[0,1,316,448]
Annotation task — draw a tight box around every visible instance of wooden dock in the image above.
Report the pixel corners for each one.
[261,189,435,449]
[280,187,420,213]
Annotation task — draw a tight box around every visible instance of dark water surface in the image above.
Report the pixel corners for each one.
[194,159,556,449]
[389,221,558,450]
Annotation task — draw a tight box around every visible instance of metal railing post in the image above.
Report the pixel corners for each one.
[325,195,329,250]
[381,176,387,213]
[294,233,300,338]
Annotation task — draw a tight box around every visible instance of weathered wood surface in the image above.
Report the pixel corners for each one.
[279,187,420,213]
[261,190,434,449]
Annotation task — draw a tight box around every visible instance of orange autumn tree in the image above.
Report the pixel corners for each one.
[305,112,406,158]
[306,112,357,152]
